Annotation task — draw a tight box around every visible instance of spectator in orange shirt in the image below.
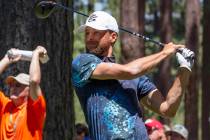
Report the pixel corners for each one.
[0,46,47,140]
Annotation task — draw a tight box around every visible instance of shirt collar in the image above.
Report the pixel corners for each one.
[99,56,116,63]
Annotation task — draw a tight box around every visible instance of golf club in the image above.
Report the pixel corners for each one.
[34,0,165,47]
[34,1,194,59]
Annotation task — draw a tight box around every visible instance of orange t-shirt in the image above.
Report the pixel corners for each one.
[0,91,46,140]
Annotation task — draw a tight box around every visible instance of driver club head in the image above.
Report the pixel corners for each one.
[34,1,57,19]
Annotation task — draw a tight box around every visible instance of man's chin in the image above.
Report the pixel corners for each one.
[89,48,105,56]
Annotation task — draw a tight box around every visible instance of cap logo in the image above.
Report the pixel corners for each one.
[88,14,97,22]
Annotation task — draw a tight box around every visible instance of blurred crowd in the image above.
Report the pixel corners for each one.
[74,119,188,140]
[145,118,188,140]
[73,123,91,140]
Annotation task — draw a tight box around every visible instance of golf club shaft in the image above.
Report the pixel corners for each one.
[44,1,165,47]
[119,27,164,47]
[56,3,89,17]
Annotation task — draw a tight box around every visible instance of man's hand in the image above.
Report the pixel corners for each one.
[32,46,47,59]
[0,48,21,75]
[176,48,195,72]
[6,48,22,64]
[163,42,185,57]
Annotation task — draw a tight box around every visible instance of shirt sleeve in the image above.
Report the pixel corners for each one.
[119,76,157,100]
[136,76,157,99]
[28,95,46,129]
[71,53,102,87]
[0,91,9,114]
[0,91,4,113]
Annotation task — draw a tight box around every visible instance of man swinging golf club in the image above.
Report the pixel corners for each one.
[71,11,194,139]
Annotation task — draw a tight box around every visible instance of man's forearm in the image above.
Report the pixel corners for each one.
[29,54,41,83]
[125,51,171,77]
[0,57,10,75]
[29,53,41,100]
[163,68,190,117]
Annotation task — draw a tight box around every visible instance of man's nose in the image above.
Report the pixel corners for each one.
[86,33,94,41]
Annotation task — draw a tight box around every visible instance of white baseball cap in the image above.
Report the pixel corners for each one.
[166,124,188,139]
[77,11,119,33]
[5,73,30,86]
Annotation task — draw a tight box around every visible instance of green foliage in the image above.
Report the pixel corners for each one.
[73,32,85,58]
[74,91,87,124]
[105,0,120,21]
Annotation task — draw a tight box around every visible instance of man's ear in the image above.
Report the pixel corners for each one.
[110,32,118,43]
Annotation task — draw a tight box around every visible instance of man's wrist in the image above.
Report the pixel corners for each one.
[32,52,40,59]
[179,66,191,72]
[2,56,11,65]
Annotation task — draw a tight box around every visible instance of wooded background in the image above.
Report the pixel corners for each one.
[0,0,209,140]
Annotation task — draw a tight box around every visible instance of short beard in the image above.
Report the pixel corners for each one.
[86,46,105,56]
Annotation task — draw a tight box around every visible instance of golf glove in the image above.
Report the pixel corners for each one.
[176,48,195,72]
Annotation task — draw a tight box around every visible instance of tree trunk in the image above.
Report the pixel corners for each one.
[153,4,160,35]
[120,0,145,63]
[155,0,172,98]
[202,0,210,139]
[185,0,200,140]
[154,0,172,125]
[0,0,75,139]
[38,0,75,139]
